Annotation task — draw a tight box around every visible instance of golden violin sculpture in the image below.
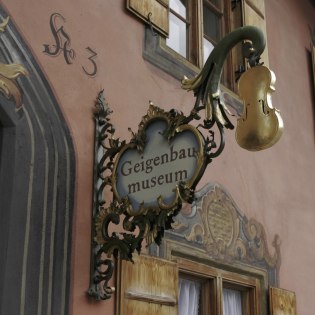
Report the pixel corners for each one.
[236,65,283,151]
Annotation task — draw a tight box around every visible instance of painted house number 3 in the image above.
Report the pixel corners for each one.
[43,12,98,77]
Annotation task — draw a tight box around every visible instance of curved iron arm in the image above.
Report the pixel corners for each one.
[182,26,265,128]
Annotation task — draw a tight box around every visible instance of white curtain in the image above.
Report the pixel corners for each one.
[178,278,201,315]
[223,288,242,315]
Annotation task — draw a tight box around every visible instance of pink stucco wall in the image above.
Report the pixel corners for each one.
[264,1,315,314]
[2,0,315,314]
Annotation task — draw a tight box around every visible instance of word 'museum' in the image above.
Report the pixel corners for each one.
[119,145,198,194]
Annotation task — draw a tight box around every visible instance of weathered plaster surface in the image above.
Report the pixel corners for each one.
[2,0,315,314]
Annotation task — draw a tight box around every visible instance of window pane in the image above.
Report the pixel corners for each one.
[203,37,214,63]
[179,278,201,315]
[203,5,220,42]
[170,0,187,18]
[223,288,243,315]
[166,13,187,58]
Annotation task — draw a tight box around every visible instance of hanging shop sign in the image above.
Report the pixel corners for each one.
[112,108,205,216]
[88,26,284,301]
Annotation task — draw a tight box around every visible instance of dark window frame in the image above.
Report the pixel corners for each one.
[178,258,261,315]
[143,0,244,91]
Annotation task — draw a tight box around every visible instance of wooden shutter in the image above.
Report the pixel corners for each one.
[269,287,297,315]
[127,0,169,37]
[243,0,269,66]
[118,254,178,315]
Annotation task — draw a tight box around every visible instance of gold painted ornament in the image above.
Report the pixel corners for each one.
[0,16,28,108]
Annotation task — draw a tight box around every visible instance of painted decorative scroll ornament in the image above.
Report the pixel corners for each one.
[0,17,28,108]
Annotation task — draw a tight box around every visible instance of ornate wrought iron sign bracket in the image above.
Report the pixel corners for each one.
[88,26,284,300]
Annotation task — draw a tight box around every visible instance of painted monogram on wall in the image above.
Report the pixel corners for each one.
[43,12,98,76]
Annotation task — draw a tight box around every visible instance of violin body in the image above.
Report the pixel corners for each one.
[236,65,283,151]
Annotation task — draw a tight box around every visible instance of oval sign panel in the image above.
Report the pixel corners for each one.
[112,107,205,216]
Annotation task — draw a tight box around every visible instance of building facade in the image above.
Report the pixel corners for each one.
[0,0,314,314]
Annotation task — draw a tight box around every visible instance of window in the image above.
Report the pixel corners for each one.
[165,0,243,90]
[127,0,269,90]
[223,288,243,315]
[166,0,228,66]
[166,0,189,59]
[178,274,207,315]
[118,254,262,315]
[203,0,222,61]
[178,258,261,315]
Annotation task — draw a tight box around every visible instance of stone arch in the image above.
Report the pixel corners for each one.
[0,8,75,315]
